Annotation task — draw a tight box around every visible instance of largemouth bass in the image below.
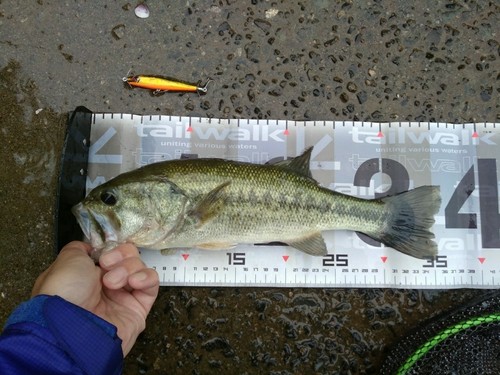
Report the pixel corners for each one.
[72,148,441,259]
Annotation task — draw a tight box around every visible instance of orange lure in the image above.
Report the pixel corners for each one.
[123,74,212,95]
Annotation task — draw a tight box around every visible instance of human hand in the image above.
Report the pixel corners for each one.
[32,241,159,356]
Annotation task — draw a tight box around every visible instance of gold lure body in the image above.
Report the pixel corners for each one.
[123,74,211,95]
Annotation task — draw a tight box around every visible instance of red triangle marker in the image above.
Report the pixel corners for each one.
[282,255,289,262]
[381,256,388,263]
[187,126,193,132]
[182,254,190,261]
[284,129,289,136]
[377,131,384,138]
[472,132,479,138]
[478,257,486,264]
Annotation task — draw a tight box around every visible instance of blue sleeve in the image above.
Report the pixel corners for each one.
[0,295,123,375]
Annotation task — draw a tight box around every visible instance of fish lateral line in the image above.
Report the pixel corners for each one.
[122,74,212,95]
[73,147,442,260]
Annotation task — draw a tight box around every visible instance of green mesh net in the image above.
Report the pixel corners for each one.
[381,291,500,374]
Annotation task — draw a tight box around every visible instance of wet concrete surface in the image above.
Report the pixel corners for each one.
[0,1,498,373]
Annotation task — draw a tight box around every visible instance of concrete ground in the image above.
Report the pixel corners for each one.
[0,1,498,373]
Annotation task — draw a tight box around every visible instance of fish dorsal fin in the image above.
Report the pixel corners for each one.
[287,232,327,256]
[273,147,313,178]
[187,181,231,227]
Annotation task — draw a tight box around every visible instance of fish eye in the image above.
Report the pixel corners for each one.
[100,191,117,206]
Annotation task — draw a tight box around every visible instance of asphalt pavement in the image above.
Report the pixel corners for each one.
[0,1,498,373]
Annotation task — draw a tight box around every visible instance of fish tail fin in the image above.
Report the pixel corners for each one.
[376,186,441,259]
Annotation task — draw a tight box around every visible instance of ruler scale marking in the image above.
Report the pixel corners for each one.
[86,115,500,289]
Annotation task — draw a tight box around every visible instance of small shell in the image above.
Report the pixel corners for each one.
[134,3,150,19]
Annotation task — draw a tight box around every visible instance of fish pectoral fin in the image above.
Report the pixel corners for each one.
[188,181,231,227]
[196,242,237,250]
[287,232,328,256]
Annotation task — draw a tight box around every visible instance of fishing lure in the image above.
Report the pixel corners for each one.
[123,74,212,95]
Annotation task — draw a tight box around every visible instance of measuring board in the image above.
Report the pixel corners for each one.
[83,114,500,288]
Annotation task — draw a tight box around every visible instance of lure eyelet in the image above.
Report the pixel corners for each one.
[196,78,213,95]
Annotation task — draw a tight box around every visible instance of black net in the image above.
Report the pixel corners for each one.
[380,291,500,375]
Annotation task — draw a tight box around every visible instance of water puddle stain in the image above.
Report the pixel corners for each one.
[0,60,66,323]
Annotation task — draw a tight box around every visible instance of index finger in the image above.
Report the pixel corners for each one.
[99,243,141,270]
[58,241,94,259]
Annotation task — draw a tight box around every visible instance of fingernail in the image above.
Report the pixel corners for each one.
[131,271,147,283]
[100,250,123,268]
[105,266,127,285]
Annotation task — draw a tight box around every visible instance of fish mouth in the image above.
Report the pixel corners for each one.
[72,203,118,249]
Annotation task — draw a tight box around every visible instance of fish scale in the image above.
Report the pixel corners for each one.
[154,159,383,245]
[73,147,440,259]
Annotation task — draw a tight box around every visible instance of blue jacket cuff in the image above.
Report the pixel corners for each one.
[4,295,123,375]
